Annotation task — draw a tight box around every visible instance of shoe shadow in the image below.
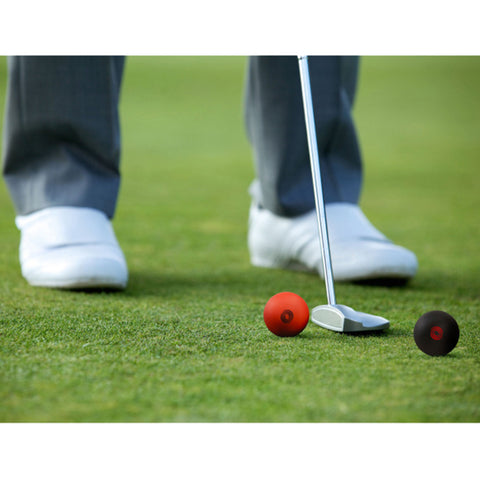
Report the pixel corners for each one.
[351,277,410,288]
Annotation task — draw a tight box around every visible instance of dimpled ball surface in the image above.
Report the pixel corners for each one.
[263,292,310,337]
[413,310,460,356]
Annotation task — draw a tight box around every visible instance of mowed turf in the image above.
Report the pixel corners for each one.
[0,56,479,422]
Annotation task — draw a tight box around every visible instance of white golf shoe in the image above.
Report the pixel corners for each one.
[248,202,418,282]
[16,207,128,289]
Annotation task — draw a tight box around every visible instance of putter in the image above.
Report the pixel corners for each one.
[297,55,390,333]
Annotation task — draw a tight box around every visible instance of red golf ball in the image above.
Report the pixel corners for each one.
[263,292,310,337]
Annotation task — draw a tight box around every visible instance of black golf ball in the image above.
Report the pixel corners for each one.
[413,310,459,356]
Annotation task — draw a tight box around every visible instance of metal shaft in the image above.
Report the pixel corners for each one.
[298,55,336,306]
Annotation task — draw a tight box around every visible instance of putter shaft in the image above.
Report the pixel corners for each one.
[298,56,336,306]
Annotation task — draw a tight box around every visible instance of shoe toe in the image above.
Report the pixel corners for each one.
[331,239,418,282]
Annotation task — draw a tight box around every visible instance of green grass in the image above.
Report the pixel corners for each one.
[0,56,479,422]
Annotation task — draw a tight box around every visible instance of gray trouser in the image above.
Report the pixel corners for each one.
[2,56,125,218]
[2,56,362,219]
[245,56,362,217]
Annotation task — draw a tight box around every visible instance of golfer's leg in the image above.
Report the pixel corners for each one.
[2,56,125,219]
[2,56,128,289]
[245,55,418,282]
[245,55,362,217]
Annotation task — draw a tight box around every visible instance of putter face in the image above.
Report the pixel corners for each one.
[311,304,390,333]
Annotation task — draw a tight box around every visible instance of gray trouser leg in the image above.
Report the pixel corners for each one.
[2,56,125,219]
[245,55,362,217]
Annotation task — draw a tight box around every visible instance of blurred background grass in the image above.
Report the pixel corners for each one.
[0,56,479,422]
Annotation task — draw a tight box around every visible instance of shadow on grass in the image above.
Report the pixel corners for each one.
[352,277,410,287]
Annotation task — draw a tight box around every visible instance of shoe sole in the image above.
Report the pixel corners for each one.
[27,277,127,290]
[23,256,128,291]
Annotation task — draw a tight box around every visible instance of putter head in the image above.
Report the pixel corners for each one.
[311,304,390,333]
